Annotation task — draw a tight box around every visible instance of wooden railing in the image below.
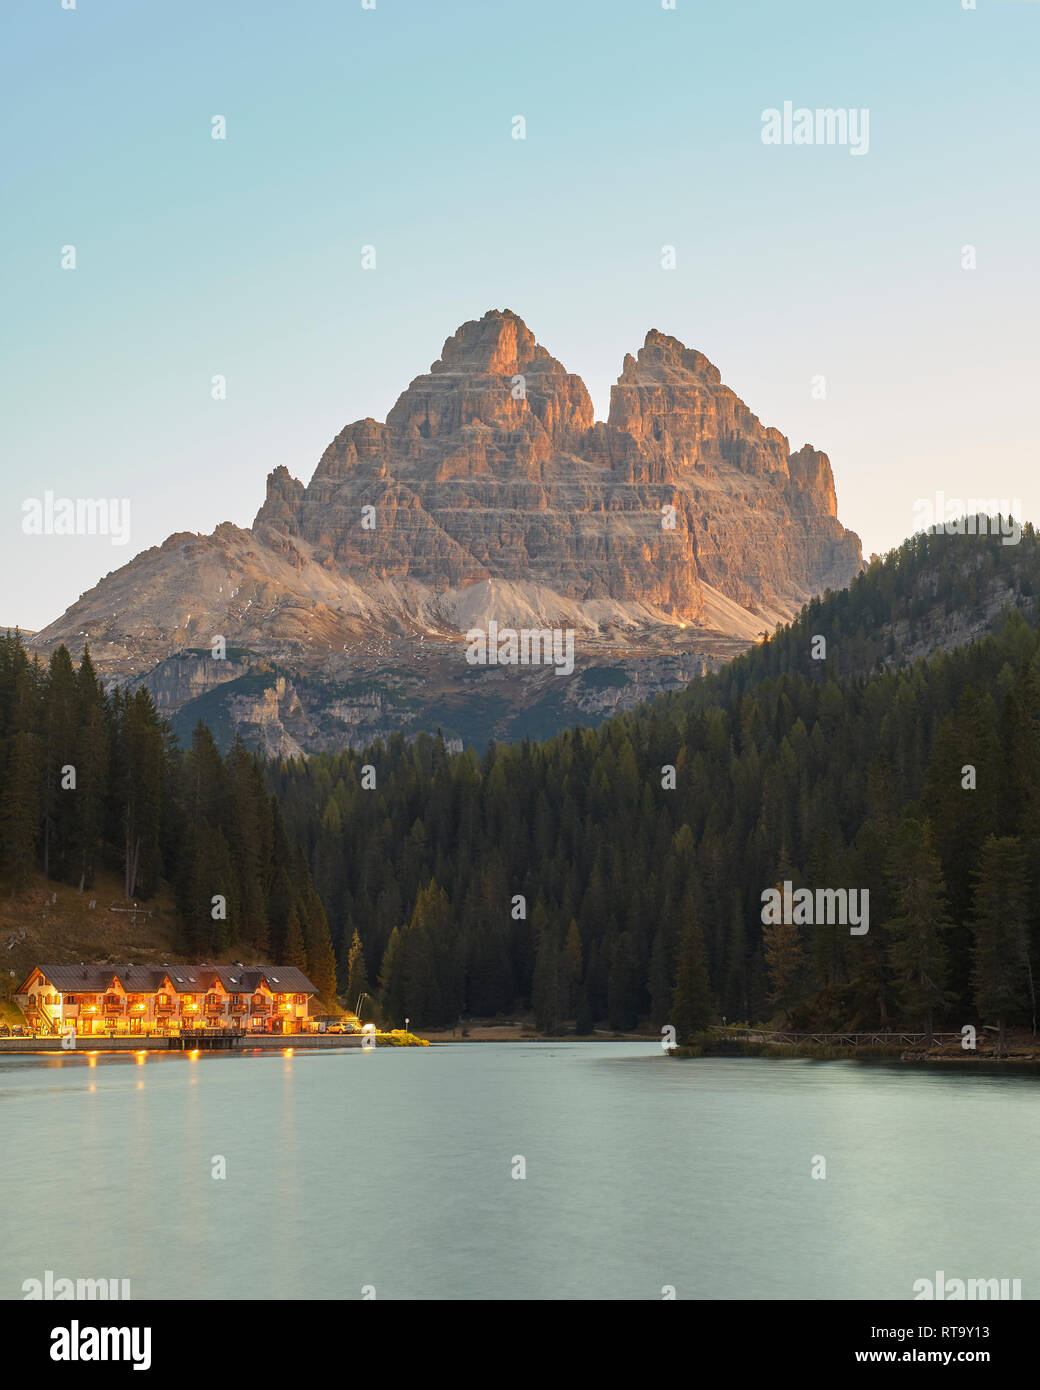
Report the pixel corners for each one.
[727,1030,966,1046]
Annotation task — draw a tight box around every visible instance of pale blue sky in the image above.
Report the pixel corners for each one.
[2,0,1037,629]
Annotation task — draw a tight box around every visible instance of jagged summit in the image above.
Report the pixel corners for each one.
[428,308,549,376]
[380,308,593,448]
[619,329,723,385]
[30,309,861,725]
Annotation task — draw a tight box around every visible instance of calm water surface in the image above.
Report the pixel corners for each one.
[2,1043,1038,1300]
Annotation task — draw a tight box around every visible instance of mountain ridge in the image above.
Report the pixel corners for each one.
[28,309,862,752]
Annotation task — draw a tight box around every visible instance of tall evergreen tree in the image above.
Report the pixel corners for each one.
[282,904,308,971]
[0,729,40,894]
[883,819,952,1045]
[671,909,715,1043]
[345,928,371,1016]
[971,835,1031,1054]
[532,919,563,1033]
[762,906,805,1026]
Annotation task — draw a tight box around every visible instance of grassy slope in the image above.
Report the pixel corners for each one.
[0,869,184,1010]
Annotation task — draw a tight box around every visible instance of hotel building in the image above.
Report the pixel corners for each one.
[16,963,318,1036]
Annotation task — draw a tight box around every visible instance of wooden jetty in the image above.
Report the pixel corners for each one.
[167,1029,245,1050]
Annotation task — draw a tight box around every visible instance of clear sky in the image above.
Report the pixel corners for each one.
[2,0,1037,630]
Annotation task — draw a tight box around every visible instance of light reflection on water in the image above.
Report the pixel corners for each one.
[1,1044,1038,1301]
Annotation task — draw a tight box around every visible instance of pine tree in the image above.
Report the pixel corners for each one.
[647,924,674,1029]
[406,881,450,1026]
[194,826,234,955]
[762,913,805,1026]
[225,739,268,950]
[120,689,165,899]
[72,689,108,892]
[883,819,952,1046]
[671,910,715,1043]
[563,918,583,1016]
[379,926,405,1027]
[532,919,563,1034]
[606,931,641,1031]
[307,919,339,1010]
[0,729,40,894]
[41,646,78,880]
[574,987,594,1035]
[722,890,748,1022]
[282,904,308,971]
[971,835,1031,1055]
[345,928,370,1016]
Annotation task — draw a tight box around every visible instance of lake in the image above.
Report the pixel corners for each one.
[2,1043,1037,1300]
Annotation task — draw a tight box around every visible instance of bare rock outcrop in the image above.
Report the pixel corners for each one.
[28,309,862,748]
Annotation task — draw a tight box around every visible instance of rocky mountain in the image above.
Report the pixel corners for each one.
[28,310,861,752]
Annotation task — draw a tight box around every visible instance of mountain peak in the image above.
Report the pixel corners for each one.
[385,310,592,443]
[30,308,862,721]
[618,330,722,386]
[429,308,546,378]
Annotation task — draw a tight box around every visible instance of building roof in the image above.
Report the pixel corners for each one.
[17,963,318,996]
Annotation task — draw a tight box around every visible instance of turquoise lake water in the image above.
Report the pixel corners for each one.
[2,1043,1038,1300]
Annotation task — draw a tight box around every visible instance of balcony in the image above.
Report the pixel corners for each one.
[229,1002,247,1014]
[251,1001,270,1015]
[155,1000,174,1013]
[102,1003,124,1014]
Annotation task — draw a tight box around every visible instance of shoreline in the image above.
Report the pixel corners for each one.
[421,1036,658,1043]
[670,1040,1040,1066]
[416,1025,659,1043]
[0,1030,428,1054]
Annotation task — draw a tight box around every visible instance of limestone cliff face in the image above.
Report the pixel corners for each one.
[29,308,861,748]
[248,309,858,626]
[605,330,790,478]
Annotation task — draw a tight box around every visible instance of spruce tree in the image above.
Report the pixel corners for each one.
[883,819,953,1046]
[532,920,563,1034]
[380,926,405,1027]
[345,928,370,1016]
[563,918,583,1016]
[671,910,715,1043]
[1,729,40,895]
[282,904,308,971]
[762,908,805,1027]
[971,835,1031,1055]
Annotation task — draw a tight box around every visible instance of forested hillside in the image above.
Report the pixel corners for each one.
[0,638,338,1003]
[272,526,1040,1040]
[703,518,1039,690]
[3,524,1039,1043]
